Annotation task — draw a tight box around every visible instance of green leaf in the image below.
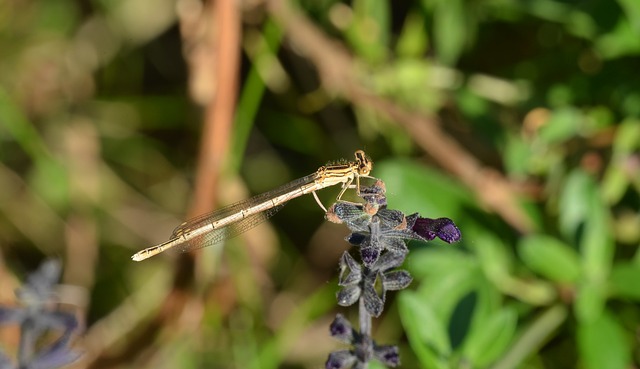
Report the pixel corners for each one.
[415,260,479,321]
[575,282,607,323]
[30,157,69,211]
[347,0,390,62]
[461,307,517,367]
[602,118,640,203]
[596,18,640,59]
[376,159,472,218]
[518,235,581,283]
[504,133,533,177]
[538,107,581,144]
[559,170,595,240]
[617,0,640,29]
[408,248,477,280]
[472,230,513,282]
[396,11,429,58]
[432,0,467,65]
[581,183,614,281]
[577,311,631,369]
[609,262,640,300]
[398,292,450,369]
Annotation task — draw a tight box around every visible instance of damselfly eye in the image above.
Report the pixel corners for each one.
[354,150,372,175]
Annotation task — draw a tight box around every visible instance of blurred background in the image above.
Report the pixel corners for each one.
[1,0,639,368]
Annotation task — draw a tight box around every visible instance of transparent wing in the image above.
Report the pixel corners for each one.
[174,204,285,253]
[166,173,318,253]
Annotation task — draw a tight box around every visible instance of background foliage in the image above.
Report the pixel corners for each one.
[1,0,639,368]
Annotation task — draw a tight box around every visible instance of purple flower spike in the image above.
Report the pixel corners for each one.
[412,217,461,243]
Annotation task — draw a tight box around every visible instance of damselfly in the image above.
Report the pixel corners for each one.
[131,150,374,261]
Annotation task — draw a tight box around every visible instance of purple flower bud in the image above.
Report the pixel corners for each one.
[412,217,461,243]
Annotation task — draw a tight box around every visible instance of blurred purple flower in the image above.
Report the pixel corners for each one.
[326,314,400,369]
[0,260,81,369]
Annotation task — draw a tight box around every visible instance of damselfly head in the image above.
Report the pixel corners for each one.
[354,150,372,176]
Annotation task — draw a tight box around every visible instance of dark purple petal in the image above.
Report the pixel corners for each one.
[329,314,354,343]
[326,350,356,369]
[360,247,380,267]
[374,345,400,367]
[412,217,461,243]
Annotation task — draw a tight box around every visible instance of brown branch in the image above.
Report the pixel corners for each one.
[190,0,241,219]
[267,0,534,234]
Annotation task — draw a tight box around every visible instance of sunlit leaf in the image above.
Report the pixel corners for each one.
[396,12,429,58]
[518,235,581,283]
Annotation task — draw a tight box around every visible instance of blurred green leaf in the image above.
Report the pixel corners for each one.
[35,0,79,35]
[0,87,49,159]
[596,18,640,59]
[559,170,595,240]
[456,88,489,118]
[518,235,581,283]
[415,258,479,322]
[461,307,517,367]
[408,248,477,280]
[376,159,472,217]
[491,305,568,369]
[396,12,429,58]
[574,178,614,322]
[612,118,640,153]
[347,0,390,62]
[609,262,640,300]
[617,0,640,29]
[398,292,450,369]
[577,311,631,369]
[575,281,607,323]
[581,180,615,281]
[369,59,445,114]
[432,0,467,65]
[261,112,325,154]
[504,133,533,177]
[30,157,69,211]
[602,118,640,203]
[471,229,513,283]
[538,108,581,144]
